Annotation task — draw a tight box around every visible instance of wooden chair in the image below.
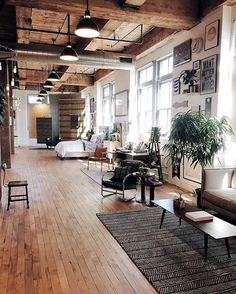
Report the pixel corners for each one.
[87,147,109,171]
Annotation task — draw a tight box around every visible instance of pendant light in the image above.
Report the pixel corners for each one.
[43,80,54,89]
[6,60,9,92]
[75,0,100,38]
[60,14,78,61]
[11,60,15,87]
[39,89,48,96]
[48,67,60,82]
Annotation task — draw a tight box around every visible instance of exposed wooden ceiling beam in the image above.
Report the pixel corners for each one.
[6,0,200,30]
[125,27,175,57]
[122,0,147,7]
[94,69,113,82]
[60,74,94,86]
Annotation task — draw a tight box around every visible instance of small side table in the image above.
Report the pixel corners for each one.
[132,172,154,204]
[145,180,163,207]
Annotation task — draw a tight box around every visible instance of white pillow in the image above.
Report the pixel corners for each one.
[231,170,236,188]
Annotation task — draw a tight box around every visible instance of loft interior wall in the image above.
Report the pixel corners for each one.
[28,104,50,139]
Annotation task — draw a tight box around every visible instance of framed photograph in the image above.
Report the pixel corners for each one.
[201,54,217,95]
[193,60,200,70]
[205,20,219,50]
[115,90,129,116]
[173,39,192,67]
[90,98,95,113]
[173,78,180,95]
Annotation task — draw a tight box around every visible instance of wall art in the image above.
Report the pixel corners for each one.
[173,39,192,67]
[205,20,219,50]
[201,54,217,94]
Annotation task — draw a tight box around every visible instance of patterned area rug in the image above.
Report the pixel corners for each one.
[97,207,236,294]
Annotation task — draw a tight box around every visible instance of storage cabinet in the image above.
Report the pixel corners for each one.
[36,117,52,144]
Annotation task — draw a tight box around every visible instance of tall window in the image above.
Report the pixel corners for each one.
[102,83,115,126]
[156,56,173,136]
[137,64,153,135]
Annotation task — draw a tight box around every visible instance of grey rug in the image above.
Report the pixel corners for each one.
[81,168,106,185]
[97,207,236,294]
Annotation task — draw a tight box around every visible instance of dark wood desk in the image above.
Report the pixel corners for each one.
[116,151,149,163]
[153,199,236,261]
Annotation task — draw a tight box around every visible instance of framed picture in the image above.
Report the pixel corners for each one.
[115,90,129,116]
[193,60,201,70]
[173,39,192,67]
[173,78,180,95]
[201,54,217,95]
[205,20,219,50]
[90,98,95,113]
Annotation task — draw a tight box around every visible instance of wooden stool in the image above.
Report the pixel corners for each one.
[7,180,29,210]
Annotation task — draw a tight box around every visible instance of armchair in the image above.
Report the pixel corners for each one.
[101,159,144,201]
[87,146,109,171]
[45,136,61,149]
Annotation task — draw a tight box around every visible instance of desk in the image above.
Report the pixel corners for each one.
[116,151,149,163]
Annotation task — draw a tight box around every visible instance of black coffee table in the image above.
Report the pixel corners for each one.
[153,198,236,261]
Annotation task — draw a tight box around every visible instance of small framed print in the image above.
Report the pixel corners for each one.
[173,39,192,67]
[193,60,200,70]
[205,20,219,51]
[173,78,180,95]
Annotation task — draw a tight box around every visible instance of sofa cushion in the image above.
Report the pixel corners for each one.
[204,188,236,215]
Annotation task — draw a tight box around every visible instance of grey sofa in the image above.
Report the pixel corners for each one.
[200,168,236,223]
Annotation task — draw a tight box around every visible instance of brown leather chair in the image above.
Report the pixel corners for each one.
[87,147,109,171]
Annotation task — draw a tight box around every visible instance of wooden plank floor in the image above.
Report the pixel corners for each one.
[0,147,194,294]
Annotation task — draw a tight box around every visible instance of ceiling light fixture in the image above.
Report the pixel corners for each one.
[48,67,60,82]
[39,89,48,96]
[75,0,100,38]
[43,80,54,89]
[60,14,78,61]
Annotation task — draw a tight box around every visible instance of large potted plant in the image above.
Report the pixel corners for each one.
[163,111,233,203]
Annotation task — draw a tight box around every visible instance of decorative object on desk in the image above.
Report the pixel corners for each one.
[185,211,213,222]
[173,193,185,209]
[139,167,148,175]
[172,77,180,95]
[201,54,217,94]
[97,207,236,293]
[173,39,192,67]
[124,141,133,150]
[115,90,128,116]
[205,19,219,51]
[163,110,233,180]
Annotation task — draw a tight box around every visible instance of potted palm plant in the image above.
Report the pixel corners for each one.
[163,110,233,205]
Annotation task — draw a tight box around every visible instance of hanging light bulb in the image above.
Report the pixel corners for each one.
[74,0,100,38]
[39,89,48,96]
[13,62,17,74]
[0,62,2,71]
[6,60,9,92]
[11,77,15,87]
[43,80,54,89]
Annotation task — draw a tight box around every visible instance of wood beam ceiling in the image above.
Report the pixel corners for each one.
[6,0,200,30]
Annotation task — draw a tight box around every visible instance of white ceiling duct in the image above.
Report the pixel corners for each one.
[1,43,135,70]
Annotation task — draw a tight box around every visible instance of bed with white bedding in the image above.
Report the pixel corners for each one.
[55,134,104,159]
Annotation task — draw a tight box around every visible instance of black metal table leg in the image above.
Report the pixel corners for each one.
[146,185,158,207]
[136,178,146,203]
[179,218,181,226]
[204,233,208,262]
[160,209,166,229]
[225,238,231,258]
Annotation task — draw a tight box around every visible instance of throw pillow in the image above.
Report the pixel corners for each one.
[231,170,236,188]
[111,166,131,182]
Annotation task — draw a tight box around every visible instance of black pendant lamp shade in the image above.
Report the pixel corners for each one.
[60,42,78,61]
[60,14,78,61]
[75,2,100,39]
[48,69,60,81]
[43,80,54,89]
[39,89,47,96]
